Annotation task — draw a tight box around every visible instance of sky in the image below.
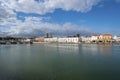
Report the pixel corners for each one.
[0,0,120,37]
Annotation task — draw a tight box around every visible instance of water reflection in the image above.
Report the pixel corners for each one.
[0,44,120,80]
[44,44,112,56]
[79,44,112,56]
[44,44,79,54]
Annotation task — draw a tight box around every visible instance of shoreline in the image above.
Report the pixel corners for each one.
[1,42,120,45]
[33,42,120,45]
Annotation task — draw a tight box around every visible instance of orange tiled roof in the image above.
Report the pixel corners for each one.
[103,34,112,36]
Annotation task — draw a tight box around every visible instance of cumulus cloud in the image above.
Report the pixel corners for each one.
[1,15,92,37]
[0,0,100,37]
[0,0,16,28]
[1,16,92,37]
[0,1,15,18]
[1,0,101,14]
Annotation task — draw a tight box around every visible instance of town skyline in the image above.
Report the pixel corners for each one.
[1,33,120,45]
[0,0,120,37]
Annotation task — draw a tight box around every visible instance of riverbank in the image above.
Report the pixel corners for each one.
[0,41,33,45]
[33,42,120,45]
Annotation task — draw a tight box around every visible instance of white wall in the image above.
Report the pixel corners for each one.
[81,36,91,43]
[66,37,79,43]
[58,38,67,43]
[44,37,79,43]
[91,36,98,41]
[44,37,58,42]
[113,36,120,41]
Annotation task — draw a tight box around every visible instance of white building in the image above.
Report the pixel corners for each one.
[98,35,103,41]
[44,37,79,43]
[58,37,79,43]
[113,36,117,41]
[66,37,79,43]
[113,36,120,42]
[44,37,58,42]
[35,37,44,42]
[80,36,86,42]
[81,36,91,43]
[58,37,67,43]
[23,38,31,42]
[91,34,99,42]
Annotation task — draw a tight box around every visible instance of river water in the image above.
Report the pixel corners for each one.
[0,44,120,80]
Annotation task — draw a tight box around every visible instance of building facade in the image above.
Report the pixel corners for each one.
[35,37,44,42]
[81,36,91,43]
[44,37,80,43]
[44,37,58,42]
[113,36,120,42]
[91,34,99,42]
[102,34,112,43]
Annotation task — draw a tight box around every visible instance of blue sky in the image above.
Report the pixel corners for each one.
[0,0,120,37]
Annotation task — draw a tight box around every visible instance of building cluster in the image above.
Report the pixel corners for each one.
[0,37,33,44]
[1,33,120,44]
[35,34,120,44]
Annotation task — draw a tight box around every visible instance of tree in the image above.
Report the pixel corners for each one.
[76,34,80,37]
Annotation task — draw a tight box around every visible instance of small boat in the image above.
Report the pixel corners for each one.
[0,40,6,44]
[10,40,17,44]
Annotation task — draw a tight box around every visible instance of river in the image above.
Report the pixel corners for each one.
[0,44,120,80]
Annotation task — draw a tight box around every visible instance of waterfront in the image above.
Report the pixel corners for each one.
[0,44,120,80]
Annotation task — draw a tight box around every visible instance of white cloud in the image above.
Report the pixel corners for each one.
[1,0,101,14]
[0,0,98,36]
[0,1,16,19]
[0,16,92,37]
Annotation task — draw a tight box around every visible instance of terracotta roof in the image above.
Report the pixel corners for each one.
[103,34,112,36]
